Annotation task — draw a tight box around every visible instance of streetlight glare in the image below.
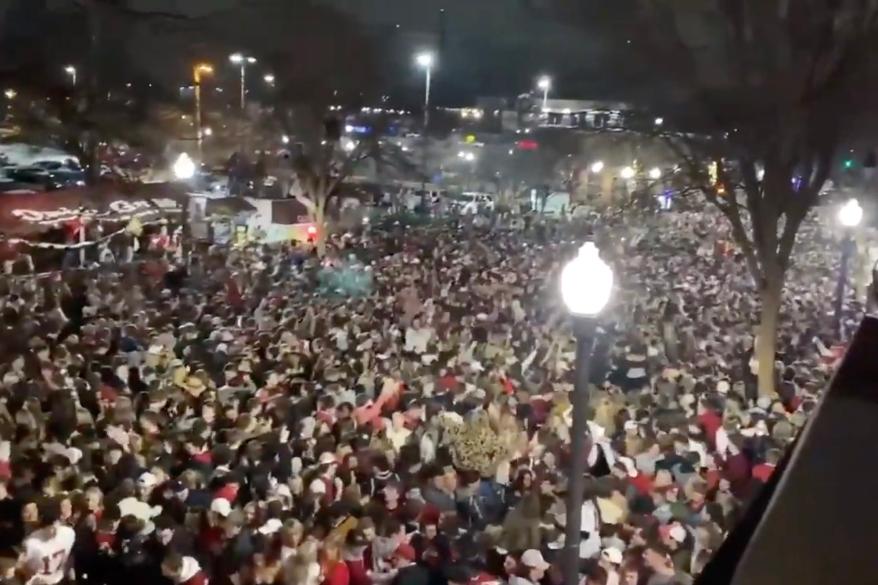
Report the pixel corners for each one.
[416,52,434,68]
[654,117,664,126]
[649,167,662,180]
[264,74,275,84]
[173,153,196,180]
[537,76,551,91]
[247,56,257,64]
[590,161,604,174]
[620,166,636,179]
[838,198,864,228]
[229,53,243,64]
[561,242,614,317]
[195,64,214,75]
[64,65,76,75]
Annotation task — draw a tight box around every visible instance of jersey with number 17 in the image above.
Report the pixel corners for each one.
[22,526,75,585]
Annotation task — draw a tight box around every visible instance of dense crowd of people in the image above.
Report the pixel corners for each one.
[0,207,851,585]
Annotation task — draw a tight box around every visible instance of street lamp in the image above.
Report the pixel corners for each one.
[559,242,614,585]
[173,153,196,180]
[263,74,275,86]
[537,75,551,113]
[415,51,435,202]
[620,166,635,179]
[834,198,863,338]
[229,53,257,110]
[649,167,662,180]
[590,161,604,174]
[193,63,214,160]
[64,65,77,86]
[654,117,664,127]
[3,89,15,100]
[415,52,434,128]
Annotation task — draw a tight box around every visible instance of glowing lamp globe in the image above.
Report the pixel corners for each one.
[620,166,635,179]
[590,161,604,174]
[560,242,614,317]
[838,198,863,228]
[649,167,662,180]
[173,153,196,180]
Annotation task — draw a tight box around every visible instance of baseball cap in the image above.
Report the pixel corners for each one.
[138,472,158,489]
[210,498,232,518]
[521,549,550,571]
[660,523,687,544]
[601,547,623,564]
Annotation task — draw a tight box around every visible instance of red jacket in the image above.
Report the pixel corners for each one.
[323,561,350,585]
[345,558,370,585]
[181,572,208,585]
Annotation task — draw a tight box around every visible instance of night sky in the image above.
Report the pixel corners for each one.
[0,0,617,105]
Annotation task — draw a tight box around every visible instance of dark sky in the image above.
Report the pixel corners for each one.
[0,0,615,105]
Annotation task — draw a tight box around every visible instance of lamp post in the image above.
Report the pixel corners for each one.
[229,53,257,110]
[64,65,77,87]
[173,153,197,264]
[193,63,214,160]
[835,198,863,338]
[560,242,614,585]
[538,75,551,114]
[416,52,435,203]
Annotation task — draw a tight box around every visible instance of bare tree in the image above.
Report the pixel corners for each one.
[540,0,878,395]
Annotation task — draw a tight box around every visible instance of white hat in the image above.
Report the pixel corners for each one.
[669,524,687,543]
[210,498,232,517]
[601,547,623,564]
[138,472,158,489]
[258,518,283,535]
[521,549,550,571]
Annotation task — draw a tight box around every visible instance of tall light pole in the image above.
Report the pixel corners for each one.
[559,242,614,585]
[538,75,551,114]
[835,198,863,338]
[64,65,77,87]
[229,53,257,110]
[193,63,214,160]
[416,52,435,201]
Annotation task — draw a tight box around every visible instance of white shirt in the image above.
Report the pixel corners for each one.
[22,525,75,585]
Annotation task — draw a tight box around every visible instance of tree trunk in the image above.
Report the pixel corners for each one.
[756,279,783,396]
[314,204,327,257]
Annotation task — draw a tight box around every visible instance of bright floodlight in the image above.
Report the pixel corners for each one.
[590,161,604,174]
[537,76,551,91]
[281,135,290,144]
[649,167,662,180]
[838,198,863,228]
[173,153,196,180]
[416,52,434,68]
[561,242,614,317]
[229,53,244,64]
[247,56,257,64]
[620,166,635,179]
[654,117,664,126]
[264,74,275,84]
[64,65,76,75]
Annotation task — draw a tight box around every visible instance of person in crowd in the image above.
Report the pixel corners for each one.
[0,207,847,585]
